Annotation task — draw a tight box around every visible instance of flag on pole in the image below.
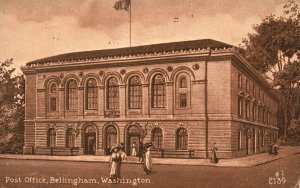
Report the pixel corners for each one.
[114,0,130,11]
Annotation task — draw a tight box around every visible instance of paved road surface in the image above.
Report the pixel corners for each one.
[0,154,299,188]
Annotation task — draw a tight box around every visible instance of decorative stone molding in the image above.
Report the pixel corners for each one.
[120,69,126,75]
[167,66,173,72]
[192,64,200,70]
[24,46,236,68]
[78,72,84,78]
[104,110,120,118]
[99,70,105,77]
[47,123,58,132]
[192,80,205,84]
[143,68,149,73]
[166,81,174,86]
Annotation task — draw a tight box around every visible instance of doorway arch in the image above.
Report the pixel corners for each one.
[126,124,141,156]
[83,124,97,155]
[104,124,118,155]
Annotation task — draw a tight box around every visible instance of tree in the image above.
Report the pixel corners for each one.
[242,0,300,140]
[0,59,25,153]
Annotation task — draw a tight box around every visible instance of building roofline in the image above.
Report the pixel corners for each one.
[24,39,233,67]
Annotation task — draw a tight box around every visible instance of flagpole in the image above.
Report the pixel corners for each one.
[129,0,132,47]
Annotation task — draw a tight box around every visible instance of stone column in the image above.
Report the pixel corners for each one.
[58,88,65,118]
[142,83,150,117]
[78,87,84,117]
[98,86,105,117]
[166,81,174,117]
[119,84,126,118]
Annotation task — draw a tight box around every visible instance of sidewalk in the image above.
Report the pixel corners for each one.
[0,146,299,167]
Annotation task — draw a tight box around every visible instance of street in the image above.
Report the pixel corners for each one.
[0,154,299,188]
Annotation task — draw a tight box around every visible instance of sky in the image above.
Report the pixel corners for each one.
[0,0,297,72]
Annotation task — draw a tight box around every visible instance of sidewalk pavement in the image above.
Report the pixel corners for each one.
[0,146,299,167]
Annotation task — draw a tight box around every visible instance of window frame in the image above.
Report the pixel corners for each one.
[86,78,98,110]
[106,77,119,110]
[66,80,78,110]
[151,128,163,150]
[128,75,142,109]
[176,128,188,150]
[152,74,166,108]
[47,128,56,148]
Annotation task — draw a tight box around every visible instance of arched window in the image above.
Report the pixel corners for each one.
[151,128,163,149]
[152,74,166,108]
[66,128,75,148]
[179,77,187,88]
[107,77,119,110]
[47,128,56,147]
[50,83,57,94]
[49,83,58,111]
[66,80,78,110]
[128,76,142,109]
[176,74,190,109]
[176,128,188,150]
[106,125,117,150]
[86,78,98,110]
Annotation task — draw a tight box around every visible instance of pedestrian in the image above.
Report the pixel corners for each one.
[109,145,122,180]
[138,143,144,163]
[268,139,274,155]
[117,144,127,178]
[143,143,153,174]
[131,141,137,156]
[211,141,218,164]
[119,144,127,161]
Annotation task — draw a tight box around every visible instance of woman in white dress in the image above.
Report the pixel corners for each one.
[143,143,153,174]
[131,142,137,156]
[109,146,122,179]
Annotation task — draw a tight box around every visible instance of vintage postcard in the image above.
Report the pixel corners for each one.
[0,0,300,188]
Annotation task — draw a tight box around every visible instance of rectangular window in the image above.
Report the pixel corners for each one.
[50,98,56,111]
[246,100,250,119]
[253,85,256,97]
[108,86,119,110]
[179,94,187,108]
[68,88,78,110]
[238,97,243,117]
[252,104,257,121]
[246,79,250,92]
[238,74,242,89]
[238,131,242,150]
[258,107,261,122]
[129,84,142,109]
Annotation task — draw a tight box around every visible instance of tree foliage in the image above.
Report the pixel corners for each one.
[0,59,25,153]
[242,0,300,140]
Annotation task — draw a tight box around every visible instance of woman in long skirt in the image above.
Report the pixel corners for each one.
[109,146,122,179]
[143,146,152,174]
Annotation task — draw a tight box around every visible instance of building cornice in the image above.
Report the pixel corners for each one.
[21,47,235,72]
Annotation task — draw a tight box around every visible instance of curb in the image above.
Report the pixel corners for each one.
[0,151,299,167]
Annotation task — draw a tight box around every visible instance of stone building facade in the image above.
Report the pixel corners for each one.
[21,39,279,158]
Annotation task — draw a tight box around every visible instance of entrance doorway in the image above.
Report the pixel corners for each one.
[126,125,141,156]
[105,125,118,155]
[84,125,96,155]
